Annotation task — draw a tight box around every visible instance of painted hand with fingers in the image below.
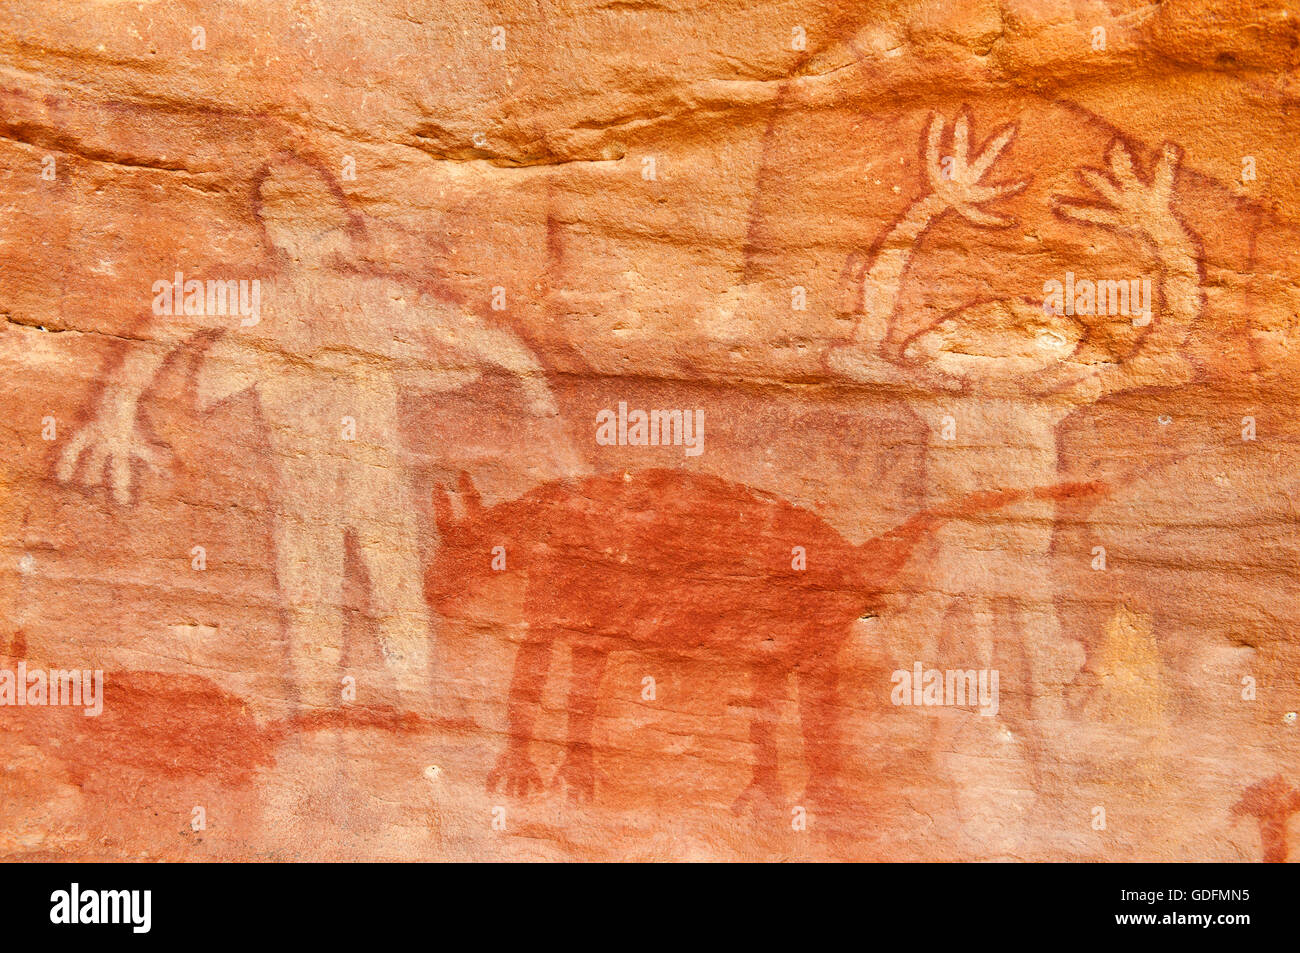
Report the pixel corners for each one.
[827,108,1028,385]
[1041,138,1201,399]
[1053,140,1182,239]
[922,109,1028,227]
[56,390,169,505]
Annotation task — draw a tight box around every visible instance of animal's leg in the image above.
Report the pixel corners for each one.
[553,645,608,802]
[797,664,845,808]
[487,636,553,797]
[732,662,786,815]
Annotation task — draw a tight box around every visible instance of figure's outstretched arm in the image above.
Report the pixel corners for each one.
[828,110,1027,384]
[415,301,558,416]
[466,320,557,415]
[1042,142,1201,403]
[56,323,193,504]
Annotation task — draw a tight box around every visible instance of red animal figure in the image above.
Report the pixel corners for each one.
[425,469,1103,809]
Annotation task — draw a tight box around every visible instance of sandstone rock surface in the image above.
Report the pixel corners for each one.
[1,0,1298,861]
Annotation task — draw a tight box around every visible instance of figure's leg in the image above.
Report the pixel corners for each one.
[942,595,1041,857]
[553,644,608,802]
[732,661,787,814]
[1018,558,1085,727]
[925,593,978,768]
[259,492,352,855]
[272,504,347,717]
[988,595,1032,719]
[1048,495,1110,710]
[348,459,433,710]
[993,595,1048,780]
[995,593,1092,856]
[487,634,555,797]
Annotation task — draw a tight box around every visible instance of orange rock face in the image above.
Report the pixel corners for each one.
[0,0,1297,861]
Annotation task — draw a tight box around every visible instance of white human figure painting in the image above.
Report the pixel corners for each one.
[826,111,1202,799]
[57,153,564,717]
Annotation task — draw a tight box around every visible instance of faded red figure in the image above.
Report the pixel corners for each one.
[425,467,1102,810]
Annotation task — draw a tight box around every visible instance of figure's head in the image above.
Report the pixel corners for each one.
[253,153,363,267]
[900,297,1085,383]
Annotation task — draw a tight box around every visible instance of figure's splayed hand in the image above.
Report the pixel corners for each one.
[924,109,1029,227]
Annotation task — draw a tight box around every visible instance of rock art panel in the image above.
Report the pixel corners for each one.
[0,0,1296,861]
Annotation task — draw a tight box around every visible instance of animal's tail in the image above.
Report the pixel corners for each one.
[859,480,1108,587]
[910,479,1108,528]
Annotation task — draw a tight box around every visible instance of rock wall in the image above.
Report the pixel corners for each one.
[1,0,1298,861]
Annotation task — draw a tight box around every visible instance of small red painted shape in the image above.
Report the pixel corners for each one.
[425,468,1104,809]
[0,638,441,792]
[1232,774,1300,863]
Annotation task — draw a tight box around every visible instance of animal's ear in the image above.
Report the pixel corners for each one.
[457,470,483,518]
[432,485,456,530]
